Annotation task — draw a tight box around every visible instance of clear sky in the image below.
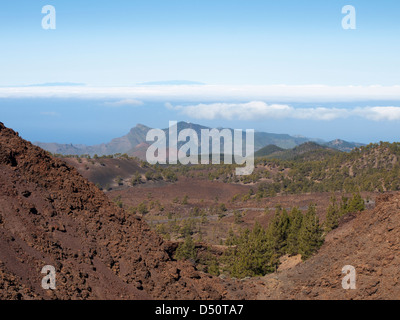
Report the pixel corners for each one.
[1,1,400,145]
[1,0,400,86]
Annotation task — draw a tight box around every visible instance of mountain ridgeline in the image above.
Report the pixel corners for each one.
[34,122,363,159]
[255,142,341,161]
[250,141,400,194]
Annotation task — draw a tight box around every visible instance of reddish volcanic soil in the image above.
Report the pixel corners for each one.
[110,177,252,207]
[63,157,145,189]
[257,193,400,300]
[0,122,254,300]
[1,121,400,300]
[108,177,376,245]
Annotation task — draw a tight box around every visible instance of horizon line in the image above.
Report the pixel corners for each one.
[1,84,400,102]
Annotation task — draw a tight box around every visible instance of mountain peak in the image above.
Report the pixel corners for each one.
[324,139,365,152]
[289,141,323,150]
[34,121,365,158]
[331,139,345,145]
[134,123,150,129]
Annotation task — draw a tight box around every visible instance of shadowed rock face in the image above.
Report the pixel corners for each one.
[0,122,251,300]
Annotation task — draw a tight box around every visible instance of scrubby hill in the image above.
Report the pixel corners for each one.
[260,142,340,161]
[0,122,251,300]
[250,142,400,195]
[254,145,284,158]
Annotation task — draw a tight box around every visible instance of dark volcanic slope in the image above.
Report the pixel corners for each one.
[0,123,251,300]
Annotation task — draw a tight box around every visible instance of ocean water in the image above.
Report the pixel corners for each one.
[1,98,400,145]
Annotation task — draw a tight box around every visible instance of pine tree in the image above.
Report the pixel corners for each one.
[224,223,278,278]
[207,258,220,276]
[175,235,197,261]
[223,203,326,277]
[298,204,324,260]
[340,196,349,215]
[267,207,290,256]
[286,207,303,255]
[324,196,340,232]
[225,228,237,246]
[348,193,365,213]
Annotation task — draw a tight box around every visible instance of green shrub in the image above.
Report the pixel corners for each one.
[175,236,196,261]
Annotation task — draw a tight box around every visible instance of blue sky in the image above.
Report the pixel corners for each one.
[1,0,400,86]
[1,1,400,145]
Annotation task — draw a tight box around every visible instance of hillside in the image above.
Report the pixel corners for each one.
[63,156,146,190]
[250,141,400,195]
[35,122,345,158]
[62,141,400,197]
[34,124,151,157]
[259,193,400,299]
[324,139,365,152]
[261,142,340,161]
[4,121,400,300]
[0,122,252,300]
[254,145,284,158]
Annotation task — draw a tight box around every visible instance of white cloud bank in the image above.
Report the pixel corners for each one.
[353,106,400,121]
[103,99,144,107]
[3,85,400,121]
[1,84,400,102]
[167,101,400,121]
